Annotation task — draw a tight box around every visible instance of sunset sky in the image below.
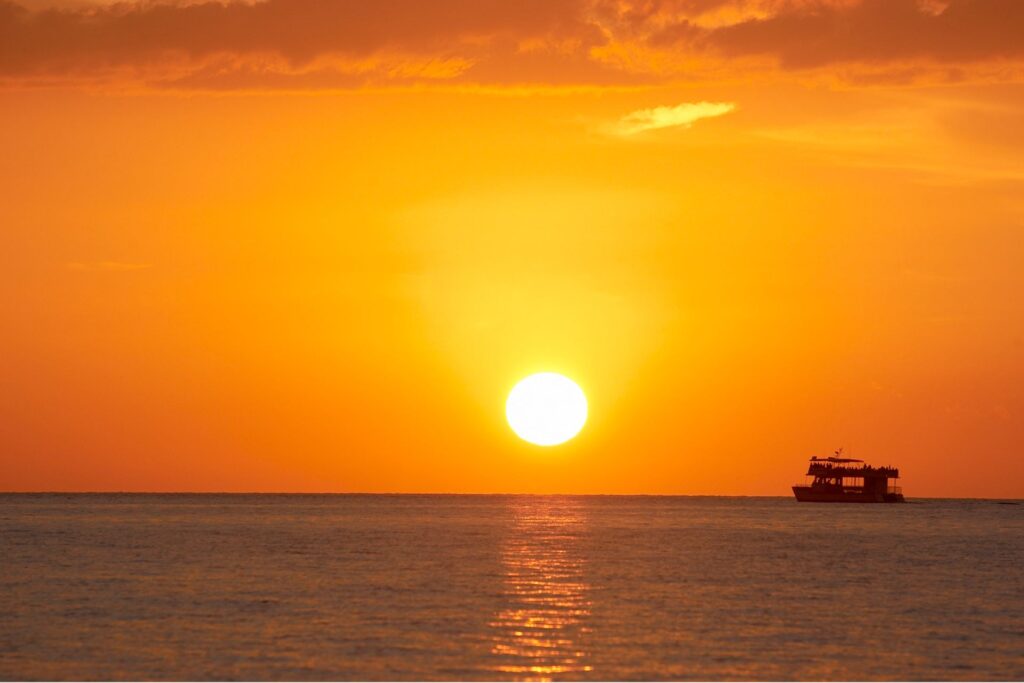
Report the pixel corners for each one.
[2,0,1023,496]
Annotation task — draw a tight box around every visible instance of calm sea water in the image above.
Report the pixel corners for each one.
[1,494,1022,681]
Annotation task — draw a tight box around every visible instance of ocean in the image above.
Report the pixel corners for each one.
[1,494,1021,681]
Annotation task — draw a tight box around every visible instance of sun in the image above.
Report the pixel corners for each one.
[506,372,588,446]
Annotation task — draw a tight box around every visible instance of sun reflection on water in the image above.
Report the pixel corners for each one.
[488,497,592,682]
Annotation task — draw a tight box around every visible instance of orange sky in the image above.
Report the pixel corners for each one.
[2,0,1023,496]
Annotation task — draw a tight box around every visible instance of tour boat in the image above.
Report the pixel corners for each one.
[792,450,905,503]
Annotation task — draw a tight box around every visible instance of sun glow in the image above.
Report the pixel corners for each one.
[506,373,588,447]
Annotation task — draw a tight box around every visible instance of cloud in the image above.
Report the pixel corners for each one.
[146,55,475,91]
[665,0,1024,68]
[609,101,736,135]
[0,0,598,82]
[1,0,1024,90]
[67,261,153,272]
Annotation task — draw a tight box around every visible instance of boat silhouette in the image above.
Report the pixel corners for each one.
[792,449,905,503]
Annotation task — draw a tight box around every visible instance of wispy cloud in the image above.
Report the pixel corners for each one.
[609,101,736,136]
[67,261,153,272]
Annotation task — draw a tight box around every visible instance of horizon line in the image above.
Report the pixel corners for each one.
[1,491,1020,501]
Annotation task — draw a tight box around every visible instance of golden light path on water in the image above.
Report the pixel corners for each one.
[488,498,592,681]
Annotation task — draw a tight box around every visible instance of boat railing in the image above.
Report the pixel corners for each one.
[887,485,902,495]
[807,463,899,477]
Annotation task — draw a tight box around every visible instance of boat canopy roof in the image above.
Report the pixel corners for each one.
[810,456,864,463]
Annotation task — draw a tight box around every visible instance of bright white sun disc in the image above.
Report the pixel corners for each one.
[506,372,587,446]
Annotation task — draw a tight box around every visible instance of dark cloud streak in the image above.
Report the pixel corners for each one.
[0,0,594,74]
[702,0,1024,68]
[2,0,1023,88]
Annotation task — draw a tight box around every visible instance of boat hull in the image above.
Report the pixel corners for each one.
[792,486,905,503]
